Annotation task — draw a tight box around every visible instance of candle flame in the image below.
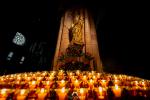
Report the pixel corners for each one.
[76,70,80,75]
[37,77,42,80]
[17,77,21,80]
[20,89,25,95]
[101,80,106,83]
[40,88,45,93]
[90,79,93,83]
[93,76,96,79]
[99,87,102,92]
[32,81,36,85]
[46,81,50,85]
[83,75,86,80]
[115,84,119,90]
[70,72,72,76]
[1,89,7,94]
[61,87,65,93]
[80,88,84,94]
[135,81,138,85]
[61,80,65,84]
[75,79,78,83]
[142,81,145,86]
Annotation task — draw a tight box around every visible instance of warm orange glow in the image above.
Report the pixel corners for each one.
[80,88,84,94]
[1,89,7,95]
[40,88,45,94]
[20,89,26,95]
[31,81,36,85]
[61,87,65,93]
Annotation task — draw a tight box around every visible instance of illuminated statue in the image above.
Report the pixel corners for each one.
[53,9,103,72]
[69,14,84,45]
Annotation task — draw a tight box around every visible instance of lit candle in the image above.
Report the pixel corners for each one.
[59,80,65,88]
[26,77,31,81]
[74,79,80,88]
[93,75,97,83]
[97,73,100,79]
[17,77,21,81]
[101,80,106,87]
[29,81,36,89]
[0,89,7,100]
[88,79,94,88]
[71,76,75,82]
[44,81,53,89]
[76,70,80,76]
[83,75,87,82]
[112,84,122,97]
[37,77,42,82]
[38,88,47,100]
[56,87,67,100]
[17,89,27,100]
[114,79,119,85]
[79,88,86,100]
[98,87,104,99]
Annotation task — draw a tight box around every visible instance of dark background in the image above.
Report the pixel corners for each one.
[0,0,149,79]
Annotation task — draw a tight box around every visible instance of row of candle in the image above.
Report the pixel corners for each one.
[0,70,150,100]
[0,86,149,100]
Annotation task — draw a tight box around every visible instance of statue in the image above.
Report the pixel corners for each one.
[69,14,84,45]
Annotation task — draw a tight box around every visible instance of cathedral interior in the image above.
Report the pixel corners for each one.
[0,0,149,78]
[0,1,150,100]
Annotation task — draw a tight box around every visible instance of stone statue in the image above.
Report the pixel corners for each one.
[69,14,84,45]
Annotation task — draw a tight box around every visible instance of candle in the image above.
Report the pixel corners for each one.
[59,80,65,88]
[0,89,7,99]
[79,88,86,100]
[69,72,73,76]
[74,79,80,88]
[97,73,100,79]
[29,81,36,89]
[26,77,31,81]
[76,70,80,76]
[38,88,47,100]
[37,77,42,82]
[56,87,67,100]
[83,75,87,82]
[101,80,106,87]
[114,79,119,85]
[93,75,97,83]
[88,79,94,88]
[17,89,27,100]
[98,87,104,99]
[112,85,122,97]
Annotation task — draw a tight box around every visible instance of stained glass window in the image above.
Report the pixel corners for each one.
[7,51,14,60]
[12,32,26,46]
[19,56,25,64]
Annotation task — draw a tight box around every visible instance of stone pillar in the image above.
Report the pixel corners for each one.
[53,9,103,72]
